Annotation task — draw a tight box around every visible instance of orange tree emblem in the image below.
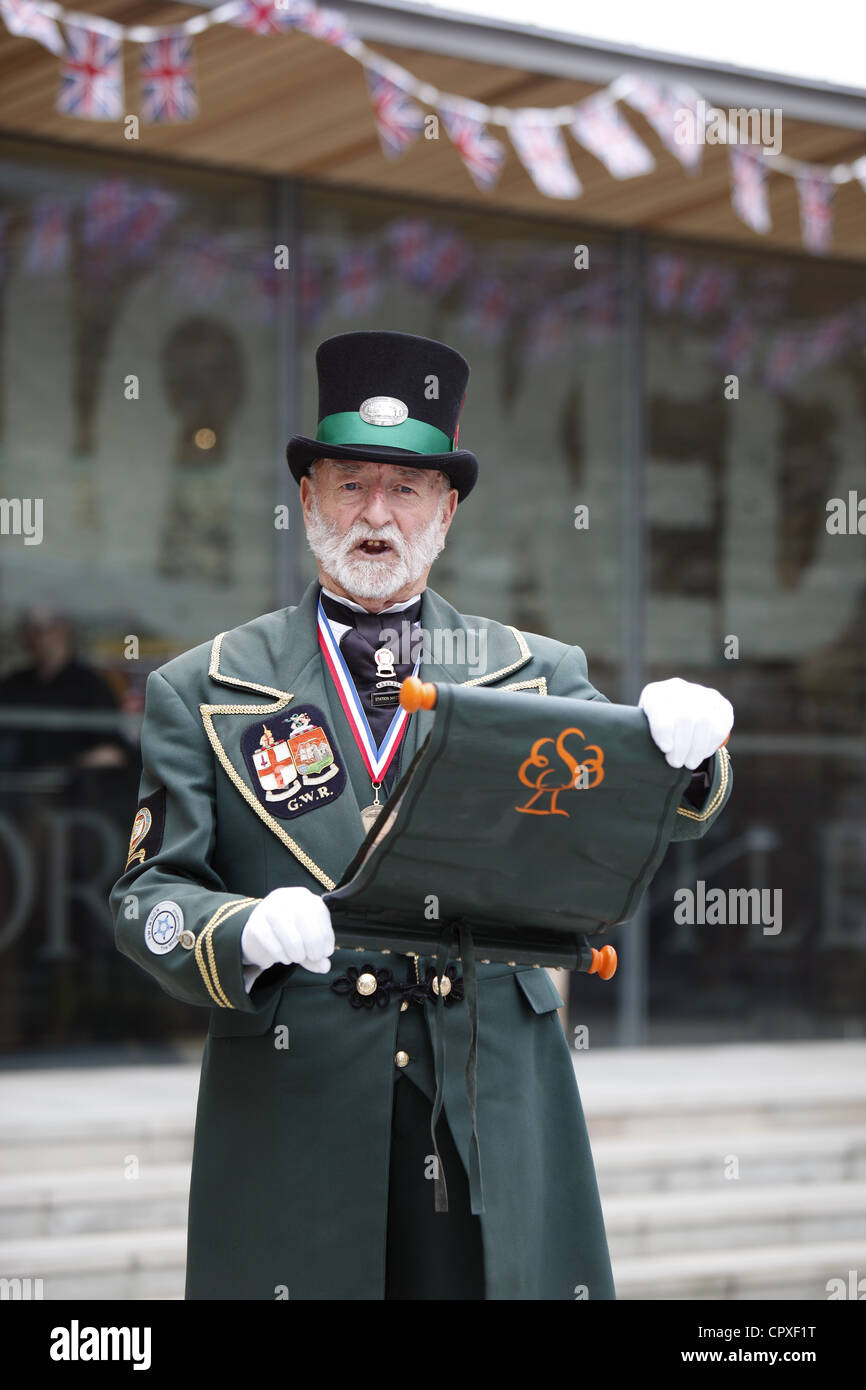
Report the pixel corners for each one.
[515,727,605,815]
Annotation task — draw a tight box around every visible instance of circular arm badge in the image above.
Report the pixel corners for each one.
[145,900,184,955]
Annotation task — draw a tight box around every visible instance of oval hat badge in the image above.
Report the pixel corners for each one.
[358,396,409,427]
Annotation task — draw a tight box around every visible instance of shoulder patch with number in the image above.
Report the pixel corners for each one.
[125,788,166,870]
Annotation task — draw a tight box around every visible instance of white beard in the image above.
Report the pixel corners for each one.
[303,489,448,601]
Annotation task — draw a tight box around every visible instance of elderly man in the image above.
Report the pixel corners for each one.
[110,330,732,1301]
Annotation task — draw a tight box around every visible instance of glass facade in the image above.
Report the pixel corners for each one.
[0,136,864,1058]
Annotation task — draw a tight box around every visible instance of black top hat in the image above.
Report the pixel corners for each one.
[286,330,478,502]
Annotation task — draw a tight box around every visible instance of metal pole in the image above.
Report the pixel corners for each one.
[617,229,648,1048]
[273,177,304,607]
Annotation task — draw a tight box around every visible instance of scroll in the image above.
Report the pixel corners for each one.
[324,677,698,970]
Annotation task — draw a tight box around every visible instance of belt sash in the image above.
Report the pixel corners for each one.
[428,920,485,1217]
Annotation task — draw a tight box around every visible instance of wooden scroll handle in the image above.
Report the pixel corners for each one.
[588,945,617,980]
[401,674,731,749]
[400,675,437,712]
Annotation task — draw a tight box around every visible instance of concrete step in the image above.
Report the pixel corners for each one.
[0,1228,186,1301]
[0,1132,194,1176]
[591,1124,866,1194]
[0,1164,190,1240]
[573,1041,866,1139]
[603,1181,866,1257]
[613,1239,866,1301]
[0,1066,198,1174]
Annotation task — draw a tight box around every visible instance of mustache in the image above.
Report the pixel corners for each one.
[339,525,405,553]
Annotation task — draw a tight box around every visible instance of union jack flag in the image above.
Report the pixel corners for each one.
[123,187,181,258]
[647,251,689,313]
[714,313,760,375]
[83,177,134,246]
[336,244,380,316]
[385,217,432,284]
[749,263,793,320]
[623,77,702,172]
[729,147,771,234]
[763,330,808,392]
[388,224,468,294]
[365,70,424,160]
[57,24,124,121]
[439,107,505,192]
[0,0,64,55]
[140,37,198,123]
[228,0,310,35]
[802,310,851,371]
[796,169,834,255]
[296,4,350,46]
[570,93,654,179]
[423,229,471,294]
[24,198,70,273]
[683,264,736,320]
[461,274,510,344]
[509,115,581,199]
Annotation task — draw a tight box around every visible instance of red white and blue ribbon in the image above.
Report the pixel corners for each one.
[317,596,420,785]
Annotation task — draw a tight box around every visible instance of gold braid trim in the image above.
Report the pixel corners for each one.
[676,745,731,822]
[499,676,548,695]
[200,895,261,1006]
[462,626,531,686]
[200,633,335,891]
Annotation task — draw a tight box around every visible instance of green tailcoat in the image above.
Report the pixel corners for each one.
[110,578,732,1300]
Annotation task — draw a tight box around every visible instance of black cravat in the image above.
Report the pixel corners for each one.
[320,591,423,794]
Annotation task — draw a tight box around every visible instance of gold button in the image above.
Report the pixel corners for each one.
[400,1000,409,1012]
[356,971,377,996]
[395,1050,409,1068]
[179,930,196,950]
[431,973,451,997]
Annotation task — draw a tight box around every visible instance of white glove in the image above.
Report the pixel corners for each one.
[638,677,733,770]
[240,887,335,993]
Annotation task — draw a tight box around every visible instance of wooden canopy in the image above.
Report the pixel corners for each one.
[1,0,864,260]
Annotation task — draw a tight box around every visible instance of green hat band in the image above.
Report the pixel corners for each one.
[315,412,452,455]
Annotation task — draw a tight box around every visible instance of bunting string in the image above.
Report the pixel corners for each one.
[1,0,864,254]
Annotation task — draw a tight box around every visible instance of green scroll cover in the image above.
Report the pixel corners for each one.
[324,682,693,969]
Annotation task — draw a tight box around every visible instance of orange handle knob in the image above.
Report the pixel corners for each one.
[588,945,617,980]
[399,676,437,712]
